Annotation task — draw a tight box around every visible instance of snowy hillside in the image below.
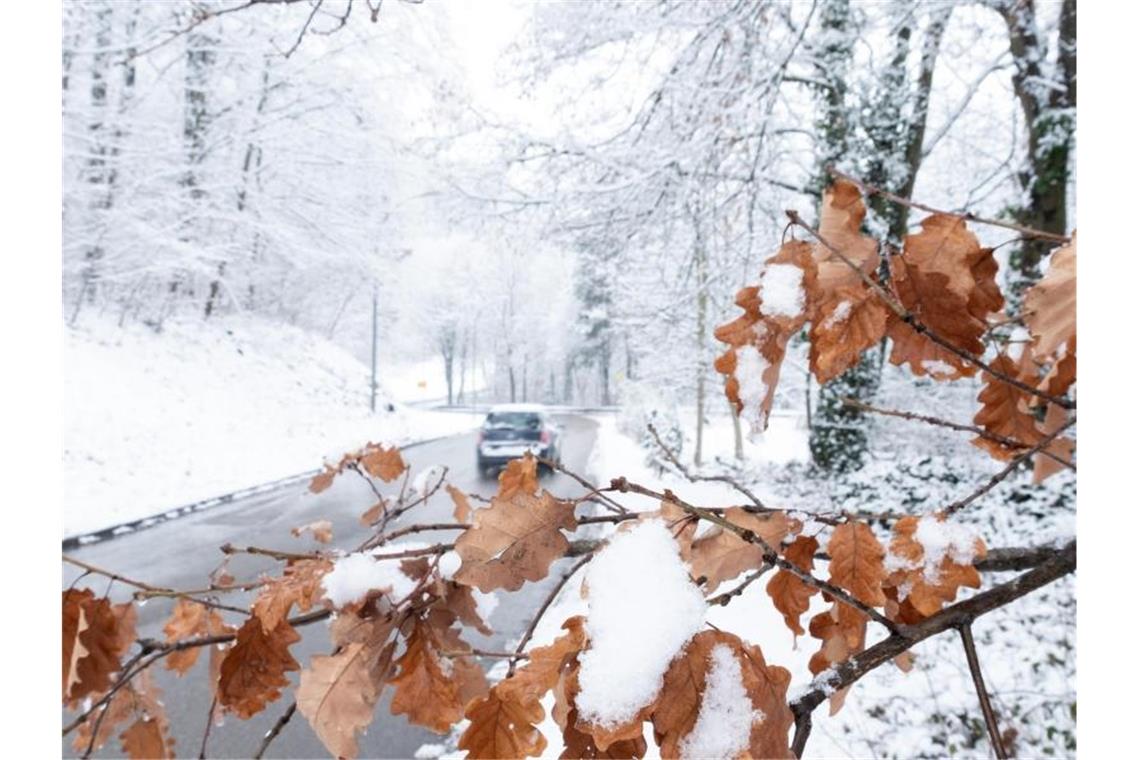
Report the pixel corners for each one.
[64,315,481,536]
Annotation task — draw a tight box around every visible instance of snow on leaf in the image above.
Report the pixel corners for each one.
[575,520,706,743]
[765,535,820,638]
[453,489,577,593]
[217,617,301,719]
[883,515,985,619]
[322,552,415,609]
[652,631,794,760]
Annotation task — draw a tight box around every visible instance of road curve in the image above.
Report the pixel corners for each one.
[63,414,600,759]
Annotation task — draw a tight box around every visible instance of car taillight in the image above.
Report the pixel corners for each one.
[540,430,550,444]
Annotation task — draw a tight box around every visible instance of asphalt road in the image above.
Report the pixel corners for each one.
[63,414,600,759]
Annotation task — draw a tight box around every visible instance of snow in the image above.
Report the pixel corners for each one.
[920,359,957,378]
[822,300,852,329]
[438,550,462,579]
[758,263,805,318]
[322,551,418,607]
[64,314,483,536]
[412,464,447,496]
[576,520,707,727]
[677,644,760,760]
[912,515,982,582]
[733,345,771,435]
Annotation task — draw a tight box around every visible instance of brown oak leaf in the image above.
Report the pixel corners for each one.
[1024,235,1076,362]
[388,618,468,732]
[297,641,384,759]
[251,558,332,633]
[765,535,820,638]
[163,598,227,675]
[360,443,407,482]
[972,353,1046,461]
[883,515,985,619]
[1033,403,1075,483]
[454,489,577,593]
[826,521,887,650]
[63,588,92,701]
[68,593,131,707]
[217,617,301,719]
[448,484,472,523]
[119,717,174,760]
[459,689,548,759]
[808,180,889,384]
[651,630,794,759]
[498,453,540,499]
[309,466,338,494]
[686,509,799,593]
[291,520,333,543]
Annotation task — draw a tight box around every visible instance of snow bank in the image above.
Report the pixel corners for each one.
[64,314,481,535]
[576,520,706,727]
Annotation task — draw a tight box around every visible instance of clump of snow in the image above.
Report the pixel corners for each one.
[734,345,771,436]
[678,644,762,760]
[576,520,707,727]
[413,743,447,758]
[412,464,446,496]
[822,300,852,329]
[322,552,418,607]
[920,359,957,378]
[438,550,462,579]
[758,263,805,318]
[885,516,981,587]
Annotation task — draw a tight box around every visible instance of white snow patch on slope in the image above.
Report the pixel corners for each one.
[758,263,805,318]
[64,314,482,535]
[679,644,762,760]
[576,520,707,727]
[322,551,418,607]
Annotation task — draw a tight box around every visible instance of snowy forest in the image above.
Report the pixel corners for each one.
[59,1,1077,759]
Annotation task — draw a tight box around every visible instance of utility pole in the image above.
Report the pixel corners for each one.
[370,282,378,413]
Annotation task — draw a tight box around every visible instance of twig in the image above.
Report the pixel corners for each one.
[219,543,323,562]
[785,210,1074,412]
[507,554,594,677]
[841,397,1075,472]
[441,648,528,660]
[198,695,218,759]
[542,458,629,515]
[790,540,1075,757]
[959,623,1008,759]
[707,563,773,606]
[943,417,1075,516]
[829,167,1071,243]
[253,701,297,759]
[64,649,169,737]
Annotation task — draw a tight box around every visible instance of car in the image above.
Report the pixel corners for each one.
[476,403,562,478]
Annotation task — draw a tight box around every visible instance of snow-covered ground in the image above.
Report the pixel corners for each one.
[63,315,482,536]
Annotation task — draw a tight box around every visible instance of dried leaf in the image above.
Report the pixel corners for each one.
[63,588,92,701]
[714,242,816,434]
[883,515,985,619]
[388,619,466,733]
[826,522,887,650]
[498,453,540,499]
[766,535,820,638]
[163,598,227,675]
[291,520,333,543]
[651,630,795,759]
[885,214,1003,379]
[454,489,577,593]
[686,509,798,593]
[360,500,386,526]
[498,617,587,714]
[360,443,407,482]
[251,558,332,633]
[119,717,174,760]
[808,181,889,383]
[69,594,131,706]
[459,689,548,759]
[297,642,383,759]
[448,484,472,523]
[309,466,338,494]
[1034,403,1075,483]
[217,617,301,719]
[1024,235,1076,362]
[972,354,1045,460]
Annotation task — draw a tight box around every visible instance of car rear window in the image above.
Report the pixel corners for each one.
[485,412,542,429]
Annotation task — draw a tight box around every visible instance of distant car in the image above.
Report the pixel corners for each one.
[476,404,562,477]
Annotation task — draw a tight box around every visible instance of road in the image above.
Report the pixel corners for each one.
[63,414,600,759]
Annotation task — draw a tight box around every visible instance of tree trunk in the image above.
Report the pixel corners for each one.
[693,226,708,468]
